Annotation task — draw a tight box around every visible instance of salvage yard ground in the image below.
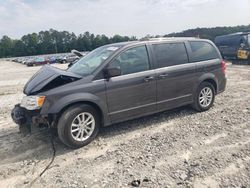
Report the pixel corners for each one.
[0,60,249,188]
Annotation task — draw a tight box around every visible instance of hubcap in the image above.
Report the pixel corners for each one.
[199,87,213,108]
[71,112,95,142]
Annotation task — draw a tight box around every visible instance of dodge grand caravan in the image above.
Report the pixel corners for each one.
[11,38,226,148]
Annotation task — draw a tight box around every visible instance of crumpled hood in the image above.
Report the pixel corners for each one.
[24,65,82,95]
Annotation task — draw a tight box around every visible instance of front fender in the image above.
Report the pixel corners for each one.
[41,93,110,125]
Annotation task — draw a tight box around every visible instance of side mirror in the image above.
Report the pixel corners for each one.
[104,67,121,79]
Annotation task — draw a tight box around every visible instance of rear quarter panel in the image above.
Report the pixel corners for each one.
[185,40,226,94]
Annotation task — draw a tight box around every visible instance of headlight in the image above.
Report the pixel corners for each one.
[20,96,46,110]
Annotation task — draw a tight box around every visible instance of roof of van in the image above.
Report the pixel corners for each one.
[215,32,250,38]
[228,32,250,35]
[144,37,197,41]
[104,37,209,48]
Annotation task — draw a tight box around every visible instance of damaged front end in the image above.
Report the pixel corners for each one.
[23,65,82,95]
[11,65,82,134]
[11,104,46,134]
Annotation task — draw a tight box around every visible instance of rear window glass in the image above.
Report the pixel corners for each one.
[189,41,219,62]
[152,43,188,68]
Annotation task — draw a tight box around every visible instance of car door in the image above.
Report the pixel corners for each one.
[150,42,197,111]
[105,45,157,123]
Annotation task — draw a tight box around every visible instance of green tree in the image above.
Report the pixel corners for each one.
[21,33,39,55]
[0,35,14,57]
[1,25,249,58]
[13,40,26,56]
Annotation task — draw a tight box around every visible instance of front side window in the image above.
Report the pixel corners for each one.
[189,41,219,62]
[109,45,150,75]
[67,45,121,76]
[152,42,188,68]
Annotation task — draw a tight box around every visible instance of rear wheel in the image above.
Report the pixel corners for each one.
[57,104,100,148]
[192,82,215,112]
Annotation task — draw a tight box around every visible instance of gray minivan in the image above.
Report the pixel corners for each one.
[11,38,226,148]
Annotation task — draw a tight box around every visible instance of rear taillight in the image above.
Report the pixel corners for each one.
[221,60,226,74]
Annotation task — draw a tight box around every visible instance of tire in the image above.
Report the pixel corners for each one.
[57,104,100,148]
[192,82,215,112]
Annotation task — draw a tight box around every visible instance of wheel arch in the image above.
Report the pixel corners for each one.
[198,74,218,94]
[42,93,110,127]
[61,101,103,124]
[202,79,217,93]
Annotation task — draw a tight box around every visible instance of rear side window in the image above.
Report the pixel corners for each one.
[153,43,188,68]
[189,41,219,62]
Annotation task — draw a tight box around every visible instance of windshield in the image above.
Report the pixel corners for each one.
[67,45,121,76]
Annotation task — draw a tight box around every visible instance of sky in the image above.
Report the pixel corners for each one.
[0,0,249,39]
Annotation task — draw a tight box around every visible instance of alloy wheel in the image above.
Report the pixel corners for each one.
[199,87,213,108]
[71,112,95,141]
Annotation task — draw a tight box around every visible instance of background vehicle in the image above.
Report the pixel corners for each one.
[12,38,226,148]
[215,32,250,61]
[48,56,57,64]
[57,54,79,64]
[26,57,50,66]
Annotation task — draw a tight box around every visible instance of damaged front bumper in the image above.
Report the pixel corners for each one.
[11,104,49,132]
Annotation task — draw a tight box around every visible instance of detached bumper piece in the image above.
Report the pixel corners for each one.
[11,104,48,133]
[11,105,27,125]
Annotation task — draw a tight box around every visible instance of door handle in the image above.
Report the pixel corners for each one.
[158,73,168,79]
[144,76,154,82]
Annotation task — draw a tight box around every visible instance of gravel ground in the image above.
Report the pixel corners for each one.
[0,60,249,188]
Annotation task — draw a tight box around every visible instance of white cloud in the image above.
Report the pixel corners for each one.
[0,0,249,39]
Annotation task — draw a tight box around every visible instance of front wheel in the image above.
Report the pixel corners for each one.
[57,104,100,148]
[192,82,215,112]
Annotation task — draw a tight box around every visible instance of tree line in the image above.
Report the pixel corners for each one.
[0,29,136,58]
[165,25,250,41]
[0,25,250,58]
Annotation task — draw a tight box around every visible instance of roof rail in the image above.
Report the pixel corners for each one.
[142,37,197,41]
[227,32,250,35]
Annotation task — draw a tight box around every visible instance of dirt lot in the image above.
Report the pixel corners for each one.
[0,60,249,188]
